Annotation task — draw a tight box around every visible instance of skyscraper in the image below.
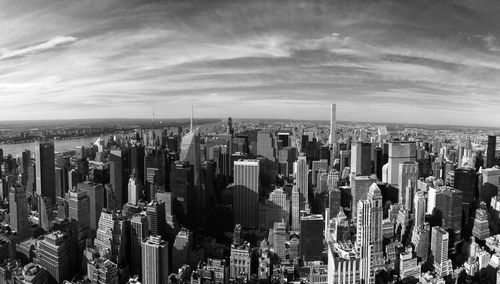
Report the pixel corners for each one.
[356,183,384,283]
[172,229,192,273]
[431,226,452,277]
[294,154,308,210]
[94,210,126,266]
[291,186,300,232]
[350,141,371,176]
[170,161,195,225]
[350,175,377,220]
[180,130,201,190]
[9,184,30,241]
[329,103,336,145]
[398,161,418,211]
[109,149,130,210]
[78,181,104,234]
[35,141,56,202]
[387,142,416,185]
[487,135,497,168]
[128,172,142,206]
[38,231,71,283]
[130,212,149,277]
[141,235,169,284]
[272,221,287,260]
[300,214,324,262]
[233,159,261,229]
[414,191,426,229]
[146,199,166,238]
[257,131,275,162]
[68,187,90,267]
[472,207,490,240]
[268,188,289,227]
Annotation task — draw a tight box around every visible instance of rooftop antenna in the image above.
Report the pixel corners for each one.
[190,100,193,133]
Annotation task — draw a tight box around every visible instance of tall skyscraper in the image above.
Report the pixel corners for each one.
[127,171,143,206]
[233,159,261,229]
[431,226,452,277]
[487,135,497,168]
[146,199,166,239]
[141,235,169,284]
[294,154,309,210]
[329,103,336,145]
[180,130,201,190]
[130,212,149,277]
[9,184,30,241]
[109,149,130,210]
[387,142,416,185]
[472,207,490,240]
[356,183,384,283]
[78,181,104,234]
[35,141,56,202]
[300,214,324,262]
[291,186,300,232]
[414,191,426,229]
[398,161,418,210]
[350,141,371,176]
[68,187,90,267]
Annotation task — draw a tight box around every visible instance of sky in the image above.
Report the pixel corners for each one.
[1,0,500,127]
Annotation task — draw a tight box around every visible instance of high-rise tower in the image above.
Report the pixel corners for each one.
[35,140,56,202]
[329,104,336,145]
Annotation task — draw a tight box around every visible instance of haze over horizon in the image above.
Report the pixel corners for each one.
[1,0,500,126]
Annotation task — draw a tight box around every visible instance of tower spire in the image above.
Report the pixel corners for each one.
[190,101,193,133]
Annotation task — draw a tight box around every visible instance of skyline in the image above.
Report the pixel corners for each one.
[1,0,500,126]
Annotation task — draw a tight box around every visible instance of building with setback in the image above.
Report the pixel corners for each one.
[141,235,169,284]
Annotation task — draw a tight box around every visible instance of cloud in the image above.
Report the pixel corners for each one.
[482,34,500,52]
[0,36,77,60]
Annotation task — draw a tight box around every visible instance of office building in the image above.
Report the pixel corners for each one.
[268,188,289,227]
[35,141,56,202]
[170,161,195,225]
[180,130,201,190]
[472,207,490,240]
[273,221,287,260]
[78,181,104,233]
[350,175,377,220]
[109,149,130,210]
[146,199,166,239]
[454,167,477,212]
[300,214,324,262]
[312,159,328,186]
[94,210,126,265]
[68,187,90,266]
[487,135,497,168]
[291,186,300,232]
[172,229,192,273]
[431,226,452,277]
[414,191,426,229]
[38,231,70,283]
[233,159,260,229]
[399,248,421,280]
[87,258,119,284]
[9,184,31,241]
[294,154,309,209]
[257,131,275,162]
[387,142,416,185]
[398,161,418,210]
[130,212,149,277]
[350,141,372,176]
[142,235,169,284]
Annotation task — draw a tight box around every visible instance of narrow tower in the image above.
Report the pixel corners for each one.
[329,104,336,145]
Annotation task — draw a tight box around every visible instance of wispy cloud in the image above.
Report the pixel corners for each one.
[0,36,77,60]
[0,0,500,126]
